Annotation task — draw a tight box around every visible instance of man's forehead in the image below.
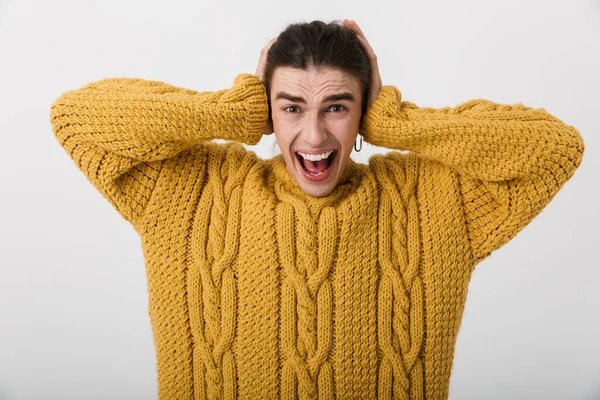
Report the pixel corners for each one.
[273,66,357,87]
[272,67,360,100]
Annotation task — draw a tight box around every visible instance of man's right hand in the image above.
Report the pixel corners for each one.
[255,36,278,135]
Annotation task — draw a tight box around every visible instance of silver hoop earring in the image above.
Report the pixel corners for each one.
[354,133,363,152]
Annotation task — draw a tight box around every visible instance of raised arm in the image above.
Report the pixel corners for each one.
[50,73,268,229]
[361,85,585,264]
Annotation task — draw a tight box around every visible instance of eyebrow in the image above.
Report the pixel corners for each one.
[274,91,356,104]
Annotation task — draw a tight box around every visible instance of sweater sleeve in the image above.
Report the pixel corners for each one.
[50,73,268,229]
[361,85,585,264]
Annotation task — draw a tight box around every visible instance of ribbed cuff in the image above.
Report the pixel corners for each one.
[361,85,404,147]
[234,73,270,146]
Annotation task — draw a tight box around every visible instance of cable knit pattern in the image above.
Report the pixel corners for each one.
[50,73,584,399]
[370,153,425,399]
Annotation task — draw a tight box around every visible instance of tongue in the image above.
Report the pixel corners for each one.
[303,157,329,173]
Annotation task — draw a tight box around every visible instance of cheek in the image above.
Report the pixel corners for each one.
[273,117,301,146]
[332,129,358,149]
[273,112,291,133]
[346,130,358,145]
[332,113,360,138]
[273,114,301,134]
[273,130,294,158]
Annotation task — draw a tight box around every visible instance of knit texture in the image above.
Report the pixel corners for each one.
[50,73,584,399]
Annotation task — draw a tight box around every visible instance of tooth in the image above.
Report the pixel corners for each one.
[298,151,333,161]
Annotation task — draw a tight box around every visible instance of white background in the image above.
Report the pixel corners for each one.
[1,0,599,399]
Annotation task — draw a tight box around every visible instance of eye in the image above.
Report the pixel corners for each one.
[283,104,346,113]
[284,105,299,113]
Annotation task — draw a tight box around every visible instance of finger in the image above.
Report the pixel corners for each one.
[262,36,278,52]
[355,36,380,86]
[344,19,363,39]
[352,23,373,54]
[344,21,377,65]
[350,20,366,40]
[356,34,375,59]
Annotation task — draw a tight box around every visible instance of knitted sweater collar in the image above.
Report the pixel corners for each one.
[267,154,363,215]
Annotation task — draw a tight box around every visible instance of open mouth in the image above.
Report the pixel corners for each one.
[295,150,337,182]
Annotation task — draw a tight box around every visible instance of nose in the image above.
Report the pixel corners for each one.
[302,112,328,148]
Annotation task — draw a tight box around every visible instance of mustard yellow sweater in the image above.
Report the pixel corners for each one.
[50,73,584,399]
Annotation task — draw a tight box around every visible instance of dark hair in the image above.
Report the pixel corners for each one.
[264,19,371,124]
